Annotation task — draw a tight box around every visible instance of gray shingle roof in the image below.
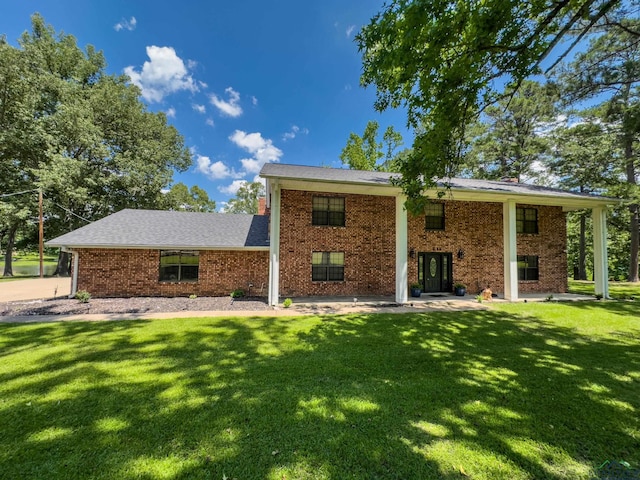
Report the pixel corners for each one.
[260,163,617,202]
[47,209,269,249]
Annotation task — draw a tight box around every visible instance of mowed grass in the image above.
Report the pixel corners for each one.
[1,303,639,479]
[1,252,57,280]
[568,279,640,299]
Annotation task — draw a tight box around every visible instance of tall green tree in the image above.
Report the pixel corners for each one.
[225,181,265,214]
[339,121,405,172]
[548,120,620,279]
[557,18,640,281]
[463,80,558,182]
[0,14,191,276]
[357,0,623,210]
[165,183,216,212]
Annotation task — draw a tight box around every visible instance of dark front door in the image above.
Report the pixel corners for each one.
[418,252,452,293]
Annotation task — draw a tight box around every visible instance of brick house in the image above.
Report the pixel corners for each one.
[48,163,616,302]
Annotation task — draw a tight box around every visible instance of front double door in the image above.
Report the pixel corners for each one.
[418,252,453,293]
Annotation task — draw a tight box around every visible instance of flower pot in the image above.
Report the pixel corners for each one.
[410,287,422,298]
[454,287,467,296]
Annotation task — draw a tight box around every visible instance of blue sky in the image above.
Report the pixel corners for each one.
[2,0,410,208]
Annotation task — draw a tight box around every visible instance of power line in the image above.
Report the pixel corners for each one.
[0,188,39,199]
[51,201,92,223]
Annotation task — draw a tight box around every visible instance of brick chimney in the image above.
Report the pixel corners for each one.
[257,196,268,215]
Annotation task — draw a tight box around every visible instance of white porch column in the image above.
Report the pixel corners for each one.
[593,206,610,299]
[503,200,518,301]
[395,195,408,304]
[70,250,79,298]
[268,182,281,306]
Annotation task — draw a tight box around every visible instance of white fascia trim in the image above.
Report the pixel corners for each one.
[263,177,619,209]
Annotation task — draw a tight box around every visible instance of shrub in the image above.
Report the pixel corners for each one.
[283,298,293,308]
[189,294,197,300]
[75,290,91,303]
[230,289,245,299]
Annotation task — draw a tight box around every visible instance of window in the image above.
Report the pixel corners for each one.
[312,196,345,226]
[518,255,539,281]
[312,251,344,281]
[425,203,445,230]
[159,250,199,282]
[517,207,538,234]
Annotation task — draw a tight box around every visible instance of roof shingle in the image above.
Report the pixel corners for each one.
[47,209,269,249]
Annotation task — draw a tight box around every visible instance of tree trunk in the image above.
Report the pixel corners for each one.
[2,225,17,277]
[578,211,588,280]
[630,203,639,282]
[53,250,71,277]
[625,136,639,282]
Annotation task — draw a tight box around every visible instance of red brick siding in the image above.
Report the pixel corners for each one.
[407,201,567,294]
[516,205,567,293]
[77,249,269,297]
[408,201,504,294]
[278,193,567,297]
[278,190,396,296]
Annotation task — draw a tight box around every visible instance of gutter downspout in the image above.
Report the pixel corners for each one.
[68,249,79,298]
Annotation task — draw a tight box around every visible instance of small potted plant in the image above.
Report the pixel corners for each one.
[453,282,467,296]
[410,282,423,298]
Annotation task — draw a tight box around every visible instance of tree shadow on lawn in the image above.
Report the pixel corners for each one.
[0,309,639,479]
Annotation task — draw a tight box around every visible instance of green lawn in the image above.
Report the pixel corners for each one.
[0,252,57,280]
[1,303,639,479]
[568,279,640,299]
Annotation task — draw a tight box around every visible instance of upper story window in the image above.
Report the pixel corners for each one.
[159,250,199,282]
[425,203,445,231]
[517,207,538,234]
[312,196,345,226]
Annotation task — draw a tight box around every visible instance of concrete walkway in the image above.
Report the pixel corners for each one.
[0,277,71,302]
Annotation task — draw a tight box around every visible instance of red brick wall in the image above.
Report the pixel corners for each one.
[278,190,396,296]
[408,201,504,294]
[516,204,567,293]
[77,249,269,297]
[278,192,567,297]
[407,201,567,294]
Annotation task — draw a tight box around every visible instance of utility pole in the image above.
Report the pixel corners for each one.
[39,189,44,278]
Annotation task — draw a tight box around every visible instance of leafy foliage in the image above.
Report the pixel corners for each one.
[164,183,216,212]
[225,181,265,214]
[463,80,558,182]
[340,120,406,172]
[0,15,192,275]
[357,0,622,210]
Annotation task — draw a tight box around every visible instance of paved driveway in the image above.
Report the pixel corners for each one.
[0,277,71,302]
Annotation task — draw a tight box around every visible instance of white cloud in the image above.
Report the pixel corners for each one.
[219,180,247,195]
[346,25,356,37]
[251,96,258,106]
[229,130,283,174]
[240,158,262,174]
[282,125,309,142]
[205,118,215,127]
[210,87,243,117]
[124,46,198,103]
[114,16,137,32]
[165,107,176,118]
[192,104,206,114]
[195,155,241,180]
